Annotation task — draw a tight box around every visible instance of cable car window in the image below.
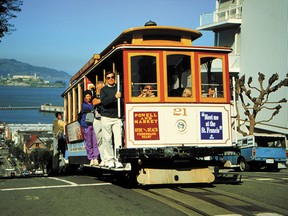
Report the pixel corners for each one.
[131,55,157,97]
[200,57,223,98]
[167,54,192,97]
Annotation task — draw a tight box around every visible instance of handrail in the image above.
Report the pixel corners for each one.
[199,4,242,27]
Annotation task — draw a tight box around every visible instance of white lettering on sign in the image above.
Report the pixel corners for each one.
[200,112,223,140]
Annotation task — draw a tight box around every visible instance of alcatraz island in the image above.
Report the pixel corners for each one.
[0,73,66,88]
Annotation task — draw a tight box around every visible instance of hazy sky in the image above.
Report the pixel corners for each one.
[0,0,215,75]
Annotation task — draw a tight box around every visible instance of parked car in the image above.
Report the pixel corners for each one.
[5,168,16,178]
[35,169,44,176]
[21,170,30,177]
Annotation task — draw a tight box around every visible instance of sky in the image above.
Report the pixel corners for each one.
[0,0,215,75]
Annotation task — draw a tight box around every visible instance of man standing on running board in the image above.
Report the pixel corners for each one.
[100,71,123,168]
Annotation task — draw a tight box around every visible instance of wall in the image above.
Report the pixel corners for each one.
[240,0,288,134]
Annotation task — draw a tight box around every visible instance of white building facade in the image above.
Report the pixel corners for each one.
[198,0,288,135]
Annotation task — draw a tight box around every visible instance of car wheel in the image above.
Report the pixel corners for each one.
[238,158,250,172]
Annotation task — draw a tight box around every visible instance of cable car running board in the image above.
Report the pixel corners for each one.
[83,163,132,171]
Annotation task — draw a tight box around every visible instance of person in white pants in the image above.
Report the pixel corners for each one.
[100,71,123,168]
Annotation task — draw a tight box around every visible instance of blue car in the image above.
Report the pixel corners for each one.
[22,170,30,177]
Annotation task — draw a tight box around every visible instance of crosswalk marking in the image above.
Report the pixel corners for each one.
[1,182,111,191]
[280,177,288,180]
[48,177,78,185]
[256,178,275,181]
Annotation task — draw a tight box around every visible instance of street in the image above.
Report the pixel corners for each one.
[0,174,185,216]
[0,169,287,216]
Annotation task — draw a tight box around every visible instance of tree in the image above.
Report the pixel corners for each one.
[30,148,52,171]
[0,0,23,41]
[9,144,26,162]
[234,72,288,136]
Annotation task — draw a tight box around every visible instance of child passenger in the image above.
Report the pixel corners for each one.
[80,90,100,166]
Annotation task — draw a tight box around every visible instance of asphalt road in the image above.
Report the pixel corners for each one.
[0,175,186,216]
[214,169,288,213]
[0,169,287,216]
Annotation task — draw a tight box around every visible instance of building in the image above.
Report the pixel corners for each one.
[11,73,38,79]
[24,134,48,154]
[197,0,288,135]
[40,104,64,113]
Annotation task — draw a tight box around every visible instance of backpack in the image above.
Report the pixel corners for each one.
[85,111,94,124]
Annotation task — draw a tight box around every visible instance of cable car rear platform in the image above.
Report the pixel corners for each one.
[79,146,240,185]
[82,163,242,185]
[68,146,242,185]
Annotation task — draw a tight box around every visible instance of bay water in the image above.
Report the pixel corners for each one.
[0,86,65,124]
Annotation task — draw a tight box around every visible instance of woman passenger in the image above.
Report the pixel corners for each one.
[80,90,100,166]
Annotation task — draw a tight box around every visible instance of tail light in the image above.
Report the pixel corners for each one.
[253,148,256,157]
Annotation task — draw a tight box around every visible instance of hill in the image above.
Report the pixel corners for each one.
[0,59,71,82]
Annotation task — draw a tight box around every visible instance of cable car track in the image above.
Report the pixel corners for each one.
[136,186,287,215]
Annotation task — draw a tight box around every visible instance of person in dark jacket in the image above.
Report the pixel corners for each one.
[100,71,123,168]
[80,90,100,166]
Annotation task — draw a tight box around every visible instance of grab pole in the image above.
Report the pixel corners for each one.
[116,74,122,160]
[117,74,121,118]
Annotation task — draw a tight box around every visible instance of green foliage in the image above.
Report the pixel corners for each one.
[0,0,23,41]
[10,145,25,161]
[29,148,52,170]
[6,140,27,163]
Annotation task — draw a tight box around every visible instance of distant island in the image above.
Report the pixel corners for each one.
[0,58,71,87]
[0,74,66,87]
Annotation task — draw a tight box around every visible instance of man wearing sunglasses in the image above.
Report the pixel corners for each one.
[99,71,123,168]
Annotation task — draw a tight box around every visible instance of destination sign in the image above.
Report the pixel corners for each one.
[134,111,160,140]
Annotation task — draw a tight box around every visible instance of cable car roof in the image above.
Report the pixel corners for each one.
[100,25,202,56]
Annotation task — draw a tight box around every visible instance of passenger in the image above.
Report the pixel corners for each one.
[53,112,66,158]
[92,81,105,166]
[208,87,215,97]
[89,84,96,98]
[100,71,124,168]
[80,90,100,166]
[182,87,192,97]
[138,84,155,97]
